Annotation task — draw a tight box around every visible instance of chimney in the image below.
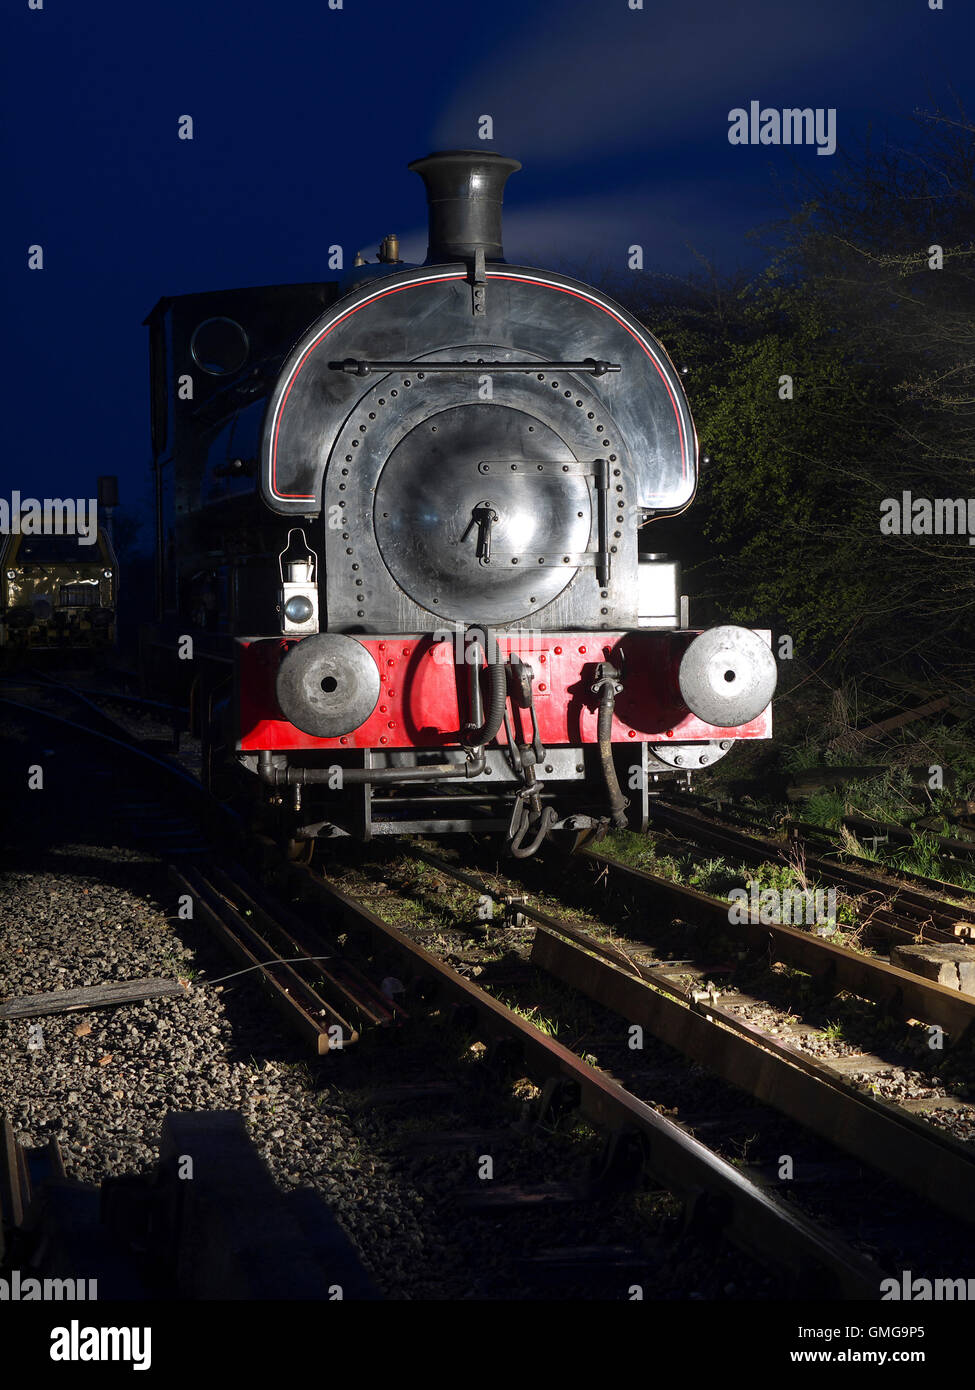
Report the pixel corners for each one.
[408,150,521,264]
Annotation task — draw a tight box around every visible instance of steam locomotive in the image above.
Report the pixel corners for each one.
[143,151,775,854]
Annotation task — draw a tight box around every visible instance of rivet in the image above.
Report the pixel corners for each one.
[578,645,587,654]
[554,645,562,654]
[545,764,553,773]
[380,736,388,744]
[628,730,636,738]
[340,737,348,745]
[538,682,546,691]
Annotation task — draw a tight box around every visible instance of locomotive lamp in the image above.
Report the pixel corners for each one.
[278,528,320,635]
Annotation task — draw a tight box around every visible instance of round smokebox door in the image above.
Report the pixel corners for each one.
[374,404,592,625]
[275,633,381,737]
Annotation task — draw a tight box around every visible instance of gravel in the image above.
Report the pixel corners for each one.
[0,843,441,1297]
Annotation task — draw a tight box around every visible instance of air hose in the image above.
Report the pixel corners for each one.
[462,628,507,751]
[594,663,629,830]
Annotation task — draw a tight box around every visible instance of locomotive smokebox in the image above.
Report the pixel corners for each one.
[408,150,521,264]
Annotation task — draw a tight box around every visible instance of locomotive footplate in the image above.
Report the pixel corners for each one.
[236,629,773,754]
[235,627,773,841]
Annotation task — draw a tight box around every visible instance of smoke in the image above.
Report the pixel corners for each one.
[432,0,888,164]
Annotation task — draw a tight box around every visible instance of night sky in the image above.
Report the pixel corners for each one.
[2,0,972,535]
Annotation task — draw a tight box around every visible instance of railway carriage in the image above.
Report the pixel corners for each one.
[1,508,118,655]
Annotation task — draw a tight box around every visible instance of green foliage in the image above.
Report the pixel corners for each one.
[606,107,975,679]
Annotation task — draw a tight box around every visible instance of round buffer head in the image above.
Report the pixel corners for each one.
[275,633,381,737]
[678,625,777,727]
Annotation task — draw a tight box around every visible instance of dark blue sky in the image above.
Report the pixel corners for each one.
[2,0,971,531]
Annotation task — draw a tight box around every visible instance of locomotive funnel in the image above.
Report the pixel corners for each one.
[408,150,521,264]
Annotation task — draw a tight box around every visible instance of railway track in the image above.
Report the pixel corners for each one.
[390,845,975,1223]
[273,849,887,1296]
[3,673,972,1300]
[647,797,975,951]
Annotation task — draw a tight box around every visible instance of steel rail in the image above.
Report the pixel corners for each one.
[402,847,975,1228]
[651,801,975,941]
[289,858,884,1296]
[576,846,975,1038]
